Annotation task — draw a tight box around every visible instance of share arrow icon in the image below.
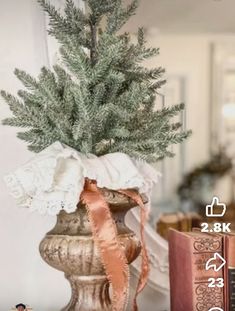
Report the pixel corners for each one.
[205,253,226,272]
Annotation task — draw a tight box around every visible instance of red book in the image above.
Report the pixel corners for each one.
[169,229,224,311]
[224,234,235,311]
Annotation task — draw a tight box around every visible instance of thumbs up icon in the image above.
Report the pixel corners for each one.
[206,197,226,218]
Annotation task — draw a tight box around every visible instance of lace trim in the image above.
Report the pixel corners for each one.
[4,141,160,216]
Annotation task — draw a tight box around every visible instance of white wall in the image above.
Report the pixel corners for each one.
[147,31,235,171]
[0,1,71,310]
[146,31,211,172]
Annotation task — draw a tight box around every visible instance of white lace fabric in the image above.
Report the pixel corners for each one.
[4,142,160,215]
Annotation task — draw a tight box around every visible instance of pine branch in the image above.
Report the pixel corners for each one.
[14,69,38,91]
[90,21,97,66]
[37,0,68,33]
[60,43,90,81]
[1,91,24,115]
[106,0,139,34]
[137,27,145,46]
[1,0,191,162]
[38,0,90,47]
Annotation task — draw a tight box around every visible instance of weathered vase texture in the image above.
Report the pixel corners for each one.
[39,188,142,311]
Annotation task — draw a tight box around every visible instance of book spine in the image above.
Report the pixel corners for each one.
[169,231,193,311]
[225,235,235,311]
[229,268,235,310]
[169,230,225,311]
[191,236,224,311]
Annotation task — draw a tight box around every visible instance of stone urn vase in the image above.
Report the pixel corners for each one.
[39,188,143,311]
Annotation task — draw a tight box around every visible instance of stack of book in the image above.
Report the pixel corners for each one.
[156,212,202,240]
[169,229,235,311]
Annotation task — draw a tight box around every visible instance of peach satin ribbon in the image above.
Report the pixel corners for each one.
[118,189,150,311]
[80,179,149,311]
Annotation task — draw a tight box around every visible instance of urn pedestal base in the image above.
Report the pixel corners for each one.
[39,189,142,311]
[61,275,111,311]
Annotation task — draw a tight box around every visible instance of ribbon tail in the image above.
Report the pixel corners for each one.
[118,189,150,311]
[80,179,129,311]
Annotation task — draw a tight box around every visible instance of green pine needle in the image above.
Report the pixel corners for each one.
[1,0,191,163]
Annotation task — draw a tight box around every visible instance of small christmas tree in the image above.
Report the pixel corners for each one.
[1,0,191,162]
